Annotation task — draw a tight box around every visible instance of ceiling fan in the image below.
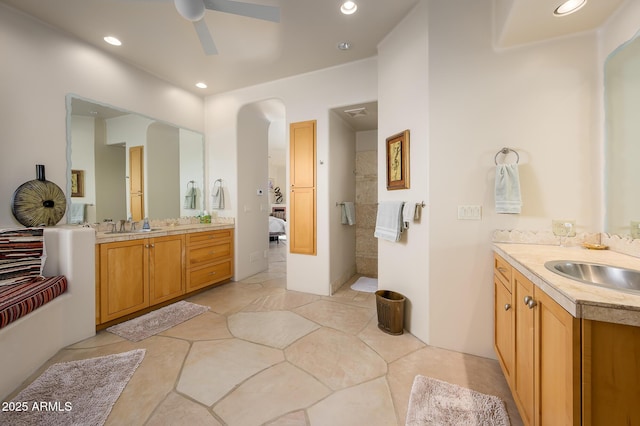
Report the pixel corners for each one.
[173,0,280,55]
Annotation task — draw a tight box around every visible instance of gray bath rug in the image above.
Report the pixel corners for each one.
[350,276,378,293]
[405,375,510,426]
[0,349,145,426]
[107,300,209,342]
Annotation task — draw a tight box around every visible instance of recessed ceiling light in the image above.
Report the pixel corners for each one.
[337,41,352,51]
[196,82,208,89]
[553,0,587,16]
[340,1,357,15]
[103,36,122,46]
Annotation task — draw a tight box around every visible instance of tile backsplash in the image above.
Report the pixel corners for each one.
[493,229,640,258]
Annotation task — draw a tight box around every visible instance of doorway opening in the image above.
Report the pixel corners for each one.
[329,101,378,294]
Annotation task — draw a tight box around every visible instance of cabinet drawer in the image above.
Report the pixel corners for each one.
[187,229,232,246]
[187,261,232,292]
[188,240,231,267]
[494,254,512,292]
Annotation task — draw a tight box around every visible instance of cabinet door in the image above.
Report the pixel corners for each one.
[100,239,149,322]
[582,320,640,426]
[289,120,316,255]
[514,270,536,426]
[536,288,580,426]
[149,235,184,304]
[290,187,316,255]
[494,277,514,385]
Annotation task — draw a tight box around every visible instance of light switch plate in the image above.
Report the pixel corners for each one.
[457,205,482,220]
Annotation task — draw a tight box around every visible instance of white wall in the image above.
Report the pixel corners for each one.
[0,3,203,227]
[329,112,357,293]
[205,59,377,294]
[426,0,599,357]
[236,102,271,280]
[377,1,430,341]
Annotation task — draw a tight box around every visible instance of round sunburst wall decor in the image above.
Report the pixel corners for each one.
[11,165,67,227]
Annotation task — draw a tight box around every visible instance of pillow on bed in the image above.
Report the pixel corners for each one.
[0,228,45,286]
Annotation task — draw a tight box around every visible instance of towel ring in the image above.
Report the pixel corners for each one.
[494,147,519,165]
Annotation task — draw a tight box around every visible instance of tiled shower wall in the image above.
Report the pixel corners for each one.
[355,150,378,277]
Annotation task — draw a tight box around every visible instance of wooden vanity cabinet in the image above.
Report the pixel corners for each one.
[98,234,184,323]
[186,229,234,292]
[96,228,234,326]
[494,254,580,426]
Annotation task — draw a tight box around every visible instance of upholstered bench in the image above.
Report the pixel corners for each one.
[0,226,95,400]
[0,228,68,329]
[0,275,68,328]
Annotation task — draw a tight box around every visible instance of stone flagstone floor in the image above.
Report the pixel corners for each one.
[8,239,522,425]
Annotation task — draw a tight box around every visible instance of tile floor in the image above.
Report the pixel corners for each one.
[10,240,522,425]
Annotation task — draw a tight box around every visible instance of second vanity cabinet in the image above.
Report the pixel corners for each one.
[494,250,640,425]
[97,227,234,326]
[494,253,580,426]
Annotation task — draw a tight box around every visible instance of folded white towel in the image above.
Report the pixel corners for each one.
[374,201,405,242]
[495,164,522,214]
[341,202,356,225]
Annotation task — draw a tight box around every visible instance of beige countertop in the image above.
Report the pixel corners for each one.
[494,243,640,327]
[95,223,234,244]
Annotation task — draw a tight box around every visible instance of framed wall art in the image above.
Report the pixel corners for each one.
[386,130,410,190]
[70,169,85,197]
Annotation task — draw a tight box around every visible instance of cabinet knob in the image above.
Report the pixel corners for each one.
[145,244,149,248]
[210,251,215,255]
[497,267,508,274]
[209,271,217,276]
[524,296,537,309]
[504,303,511,311]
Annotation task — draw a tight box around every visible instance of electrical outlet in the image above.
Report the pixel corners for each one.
[631,221,640,239]
[552,220,576,237]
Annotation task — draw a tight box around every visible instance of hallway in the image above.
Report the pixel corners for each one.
[8,239,521,425]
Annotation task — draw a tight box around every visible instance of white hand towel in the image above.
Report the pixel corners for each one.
[212,180,225,210]
[374,201,405,242]
[495,164,522,214]
[69,203,86,224]
[184,186,197,210]
[402,203,415,229]
[341,202,356,225]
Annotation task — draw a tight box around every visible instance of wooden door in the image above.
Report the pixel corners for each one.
[290,120,316,255]
[536,288,580,426]
[129,146,144,221]
[514,270,536,426]
[100,239,149,322]
[149,235,185,304]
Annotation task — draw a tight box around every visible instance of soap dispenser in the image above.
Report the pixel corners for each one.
[142,217,150,230]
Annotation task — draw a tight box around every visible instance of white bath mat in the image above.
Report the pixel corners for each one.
[350,276,378,293]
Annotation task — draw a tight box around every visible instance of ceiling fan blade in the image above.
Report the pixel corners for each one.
[193,19,218,55]
[203,0,280,23]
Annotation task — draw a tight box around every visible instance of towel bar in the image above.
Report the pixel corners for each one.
[494,147,520,165]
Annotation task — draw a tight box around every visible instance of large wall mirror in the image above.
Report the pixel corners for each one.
[604,31,640,238]
[66,94,205,224]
